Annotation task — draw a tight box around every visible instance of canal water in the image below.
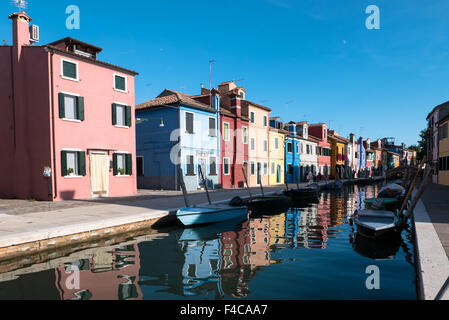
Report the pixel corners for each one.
[0,183,417,300]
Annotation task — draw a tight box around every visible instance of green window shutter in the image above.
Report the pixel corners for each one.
[63,61,77,79]
[126,106,132,127]
[61,151,68,176]
[77,97,84,121]
[59,93,65,118]
[78,151,86,176]
[126,154,132,175]
[112,103,117,125]
[113,153,118,176]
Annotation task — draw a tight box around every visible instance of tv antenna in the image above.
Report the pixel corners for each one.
[12,0,27,12]
[285,100,294,114]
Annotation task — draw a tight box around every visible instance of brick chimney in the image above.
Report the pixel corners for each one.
[229,93,241,117]
[9,12,32,61]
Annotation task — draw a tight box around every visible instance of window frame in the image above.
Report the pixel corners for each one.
[59,91,83,122]
[242,126,248,144]
[208,117,217,137]
[185,112,195,134]
[114,151,132,177]
[61,58,79,82]
[223,122,230,141]
[209,156,217,176]
[223,157,231,175]
[114,73,128,93]
[186,154,195,176]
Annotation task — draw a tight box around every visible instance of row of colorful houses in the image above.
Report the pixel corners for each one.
[427,101,449,186]
[0,12,415,201]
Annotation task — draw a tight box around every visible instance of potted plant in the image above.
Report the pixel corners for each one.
[118,168,126,176]
[67,168,75,176]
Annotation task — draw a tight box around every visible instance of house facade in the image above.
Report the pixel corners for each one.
[241,98,271,187]
[438,114,449,186]
[284,122,301,184]
[0,12,138,201]
[135,89,220,191]
[269,118,286,185]
[328,131,348,179]
[309,123,332,179]
[295,122,318,182]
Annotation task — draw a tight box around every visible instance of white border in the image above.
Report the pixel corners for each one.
[113,73,128,93]
[223,122,230,141]
[61,58,79,82]
[223,157,231,175]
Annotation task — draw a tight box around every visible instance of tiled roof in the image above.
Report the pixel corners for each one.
[136,89,216,113]
[45,45,138,75]
[48,37,103,53]
[241,100,272,112]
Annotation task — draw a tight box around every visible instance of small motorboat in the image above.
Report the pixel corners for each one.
[176,203,248,227]
[179,215,247,241]
[283,183,320,200]
[364,198,401,211]
[351,209,401,238]
[245,194,292,215]
[378,183,405,199]
[351,231,401,260]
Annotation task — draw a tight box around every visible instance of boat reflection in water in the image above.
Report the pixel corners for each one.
[0,183,416,300]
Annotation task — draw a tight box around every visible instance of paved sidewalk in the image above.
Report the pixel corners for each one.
[0,185,290,249]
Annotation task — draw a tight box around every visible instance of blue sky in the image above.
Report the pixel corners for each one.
[1,0,448,146]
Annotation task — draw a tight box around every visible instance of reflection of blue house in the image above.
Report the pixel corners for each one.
[284,122,301,183]
[357,137,366,170]
[136,89,220,191]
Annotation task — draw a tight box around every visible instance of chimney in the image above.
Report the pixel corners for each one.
[9,12,32,61]
[229,93,241,116]
[349,133,355,143]
[287,122,297,137]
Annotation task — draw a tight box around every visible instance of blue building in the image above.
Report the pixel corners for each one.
[136,89,220,191]
[284,122,301,184]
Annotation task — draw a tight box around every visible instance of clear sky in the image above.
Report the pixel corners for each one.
[1,0,448,146]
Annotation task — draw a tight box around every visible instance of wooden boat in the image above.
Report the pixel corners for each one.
[351,209,400,238]
[283,183,320,200]
[364,198,400,211]
[245,194,292,215]
[176,203,248,227]
[378,183,405,199]
[351,231,401,260]
[324,180,343,190]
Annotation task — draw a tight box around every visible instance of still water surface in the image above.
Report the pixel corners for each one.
[0,184,417,300]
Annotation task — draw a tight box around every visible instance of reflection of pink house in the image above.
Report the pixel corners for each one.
[0,12,138,201]
[55,245,142,300]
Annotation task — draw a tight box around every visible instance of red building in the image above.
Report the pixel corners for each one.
[308,123,332,179]
[195,86,249,189]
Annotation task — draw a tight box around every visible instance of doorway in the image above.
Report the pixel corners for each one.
[90,152,110,197]
[197,157,207,188]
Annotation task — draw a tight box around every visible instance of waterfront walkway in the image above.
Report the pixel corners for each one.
[414,183,449,300]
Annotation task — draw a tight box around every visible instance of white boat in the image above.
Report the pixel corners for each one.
[176,204,248,227]
[352,209,400,238]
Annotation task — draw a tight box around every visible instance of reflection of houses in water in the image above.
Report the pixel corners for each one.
[219,221,253,298]
[179,239,224,299]
[56,244,142,300]
[268,214,287,248]
[248,218,271,267]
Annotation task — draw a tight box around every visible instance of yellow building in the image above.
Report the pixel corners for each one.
[268,121,286,185]
[328,131,348,179]
[438,116,449,185]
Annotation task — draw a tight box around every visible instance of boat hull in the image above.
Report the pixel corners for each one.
[352,209,400,239]
[246,195,292,215]
[176,205,248,227]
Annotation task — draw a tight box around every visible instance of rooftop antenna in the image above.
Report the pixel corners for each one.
[12,0,27,12]
[209,59,216,107]
[285,100,294,115]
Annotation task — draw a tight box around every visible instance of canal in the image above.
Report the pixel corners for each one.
[0,183,417,300]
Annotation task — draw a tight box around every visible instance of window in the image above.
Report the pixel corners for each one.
[263,116,268,127]
[186,155,195,175]
[113,153,132,176]
[251,138,255,150]
[300,143,303,153]
[137,156,144,176]
[112,103,131,127]
[250,112,255,124]
[242,127,248,144]
[186,112,194,134]
[223,158,230,175]
[306,145,310,154]
[114,74,127,92]
[264,162,268,175]
[264,140,268,152]
[210,157,217,175]
[250,162,255,175]
[324,129,327,139]
[209,118,217,137]
[271,162,275,175]
[275,137,279,149]
[223,122,230,141]
[297,143,300,154]
[439,123,448,140]
[59,93,84,121]
[287,142,293,153]
[61,150,86,177]
[288,164,293,175]
[62,59,78,81]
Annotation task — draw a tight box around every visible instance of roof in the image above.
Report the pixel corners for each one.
[47,37,103,53]
[427,100,449,120]
[328,133,349,144]
[241,100,272,112]
[45,45,138,75]
[136,89,216,113]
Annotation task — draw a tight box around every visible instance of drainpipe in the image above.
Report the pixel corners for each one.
[10,46,16,150]
[47,48,57,199]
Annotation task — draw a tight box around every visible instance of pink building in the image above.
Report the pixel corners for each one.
[0,12,138,201]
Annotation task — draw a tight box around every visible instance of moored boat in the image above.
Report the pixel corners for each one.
[351,209,400,238]
[176,204,248,227]
[364,198,400,211]
[245,194,292,215]
[283,183,320,200]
